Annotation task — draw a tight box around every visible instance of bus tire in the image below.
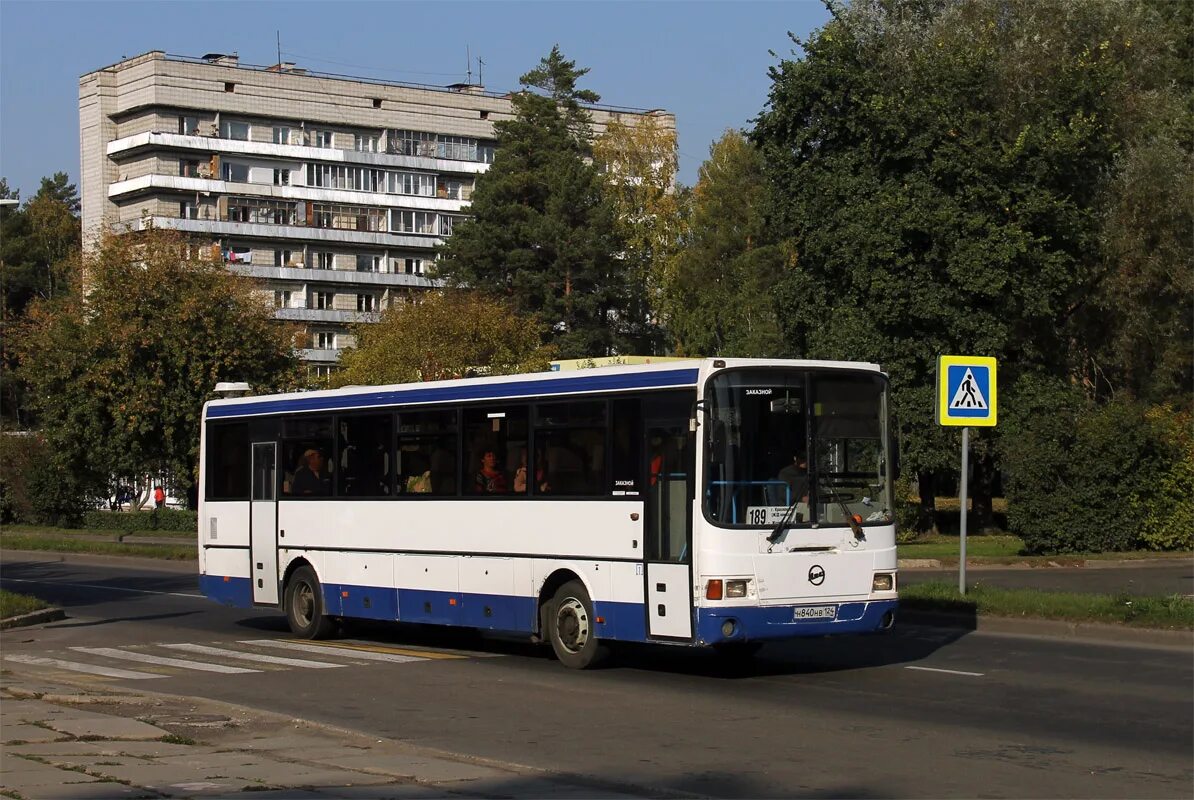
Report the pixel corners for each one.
[285,565,336,640]
[547,580,607,669]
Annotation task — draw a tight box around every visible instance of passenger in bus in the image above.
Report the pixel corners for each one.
[474,449,507,494]
[405,453,432,493]
[291,448,331,496]
[777,453,809,505]
[513,449,549,494]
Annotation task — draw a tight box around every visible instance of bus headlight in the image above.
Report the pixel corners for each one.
[726,579,749,598]
[872,573,895,592]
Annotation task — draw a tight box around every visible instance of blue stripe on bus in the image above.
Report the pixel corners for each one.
[199,574,253,607]
[207,368,701,419]
[695,600,898,644]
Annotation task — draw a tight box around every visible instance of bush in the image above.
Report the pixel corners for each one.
[1134,406,1194,551]
[0,432,99,527]
[1000,375,1179,554]
[893,475,923,542]
[81,508,197,533]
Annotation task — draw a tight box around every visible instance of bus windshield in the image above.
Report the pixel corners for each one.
[704,369,892,528]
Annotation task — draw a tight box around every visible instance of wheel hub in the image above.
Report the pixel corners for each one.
[555,597,589,653]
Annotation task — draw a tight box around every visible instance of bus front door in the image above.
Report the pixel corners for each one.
[250,442,279,605]
[644,400,694,640]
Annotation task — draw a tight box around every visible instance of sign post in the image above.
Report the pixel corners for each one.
[936,356,998,595]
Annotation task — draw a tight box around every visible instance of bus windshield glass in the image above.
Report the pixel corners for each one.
[704,369,892,528]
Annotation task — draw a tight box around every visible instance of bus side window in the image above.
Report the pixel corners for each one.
[337,414,392,497]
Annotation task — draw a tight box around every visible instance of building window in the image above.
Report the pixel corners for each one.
[274,250,293,267]
[312,130,334,148]
[179,159,203,178]
[179,201,198,220]
[313,252,334,270]
[225,247,251,264]
[274,290,292,309]
[273,126,293,145]
[179,115,201,136]
[437,135,477,162]
[313,291,333,310]
[224,82,236,93]
[444,180,463,200]
[389,129,434,157]
[314,331,335,349]
[222,162,249,183]
[402,258,425,276]
[227,196,297,226]
[439,215,463,237]
[311,202,386,232]
[355,133,378,152]
[356,254,380,273]
[273,168,290,186]
[478,142,496,164]
[358,294,378,312]
[311,365,336,381]
[221,120,250,141]
[392,210,437,234]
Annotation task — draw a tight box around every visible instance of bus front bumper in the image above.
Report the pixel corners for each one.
[695,599,898,645]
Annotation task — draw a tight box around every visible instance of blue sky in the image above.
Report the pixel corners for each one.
[0,1,830,198]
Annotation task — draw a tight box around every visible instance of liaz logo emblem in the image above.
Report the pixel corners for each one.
[808,565,826,586]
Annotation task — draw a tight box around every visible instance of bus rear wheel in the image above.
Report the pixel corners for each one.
[285,565,336,639]
[547,580,607,669]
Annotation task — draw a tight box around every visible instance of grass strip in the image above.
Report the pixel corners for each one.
[902,581,1194,629]
[0,532,195,560]
[5,524,195,540]
[899,534,1192,563]
[0,589,49,618]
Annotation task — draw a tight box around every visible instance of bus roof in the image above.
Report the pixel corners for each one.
[203,357,882,420]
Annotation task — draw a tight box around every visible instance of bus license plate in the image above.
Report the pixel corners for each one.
[793,605,836,621]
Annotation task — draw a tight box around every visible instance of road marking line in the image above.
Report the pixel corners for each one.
[160,642,344,669]
[0,576,203,599]
[4,654,163,680]
[241,639,438,663]
[905,665,985,677]
[318,639,467,660]
[71,647,259,674]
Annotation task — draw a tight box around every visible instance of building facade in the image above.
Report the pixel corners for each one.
[79,51,674,376]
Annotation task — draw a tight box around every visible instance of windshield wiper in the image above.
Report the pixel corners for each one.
[823,484,865,540]
[766,492,803,550]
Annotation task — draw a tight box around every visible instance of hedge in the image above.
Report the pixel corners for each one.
[80,508,197,533]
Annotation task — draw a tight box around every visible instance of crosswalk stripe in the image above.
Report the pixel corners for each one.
[160,642,344,669]
[241,639,431,664]
[5,654,163,680]
[71,647,259,674]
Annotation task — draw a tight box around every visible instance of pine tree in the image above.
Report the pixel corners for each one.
[435,47,635,358]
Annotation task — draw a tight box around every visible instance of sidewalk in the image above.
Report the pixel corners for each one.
[1,673,658,800]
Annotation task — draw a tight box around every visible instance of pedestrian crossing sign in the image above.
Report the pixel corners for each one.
[936,355,997,427]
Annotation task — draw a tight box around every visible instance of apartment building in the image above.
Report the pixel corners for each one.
[79,51,674,376]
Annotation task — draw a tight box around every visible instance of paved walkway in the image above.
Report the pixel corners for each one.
[0,675,654,800]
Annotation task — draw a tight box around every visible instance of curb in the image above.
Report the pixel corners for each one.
[0,606,66,630]
[900,608,1193,649]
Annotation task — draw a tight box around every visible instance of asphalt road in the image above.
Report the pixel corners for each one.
[2,553,1190,799]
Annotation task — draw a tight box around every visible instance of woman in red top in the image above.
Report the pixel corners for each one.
[474,450,507,494]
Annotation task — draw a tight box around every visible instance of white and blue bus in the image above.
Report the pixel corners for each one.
[198,358,898,668]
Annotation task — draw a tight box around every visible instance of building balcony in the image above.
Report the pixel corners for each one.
[229,263,437,288]
[297,348,342,363]
[119,216,441,250]
[107,132,491,176]
[107,174,469,213]
[274,308,382,324]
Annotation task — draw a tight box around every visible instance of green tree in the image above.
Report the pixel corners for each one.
[593,115,682,353]
[752,0,1190,528]
[664,130,786,357]
[2,172,83,428]
[435,47,636,358]
[333,291,555,387]
[15,229,300,508]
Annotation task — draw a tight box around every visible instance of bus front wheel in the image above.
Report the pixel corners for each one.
[547,580,607,669]
[285,565,336,639]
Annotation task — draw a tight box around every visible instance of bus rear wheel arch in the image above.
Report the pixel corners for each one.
[284,564,336,639]
[546,580,608,669]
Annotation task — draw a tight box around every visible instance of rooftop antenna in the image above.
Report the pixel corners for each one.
[276,30,281,67]
[466,45,472,85]
[478,56,484,87]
